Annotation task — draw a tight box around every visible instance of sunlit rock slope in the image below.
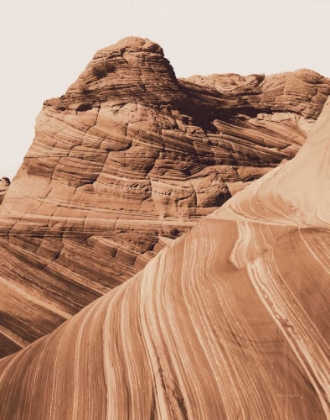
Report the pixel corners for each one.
[0,36,329,358]
[0,98,329,420]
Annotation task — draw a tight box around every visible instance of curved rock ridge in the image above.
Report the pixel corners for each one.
[0,36,329,358]
[184,68,330,120]
[0,98,329,419]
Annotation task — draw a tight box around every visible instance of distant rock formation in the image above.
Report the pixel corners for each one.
[0,177,10,205]
[1,95,330,420]
[0,37,329,357]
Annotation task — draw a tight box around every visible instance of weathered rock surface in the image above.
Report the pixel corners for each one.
[0,36,330,357]
[1,96,329,420]
[0,177,10,205]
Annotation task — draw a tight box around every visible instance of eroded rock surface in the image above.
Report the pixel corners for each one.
[1,96,329,420]
[0,36,329,357]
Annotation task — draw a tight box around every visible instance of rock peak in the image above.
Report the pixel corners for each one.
[94,36,164,58]
[48,37,179,109]
[294,68,324,84]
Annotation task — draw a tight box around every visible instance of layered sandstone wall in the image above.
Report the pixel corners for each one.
[0,37,329,357]
[1,96,330,420]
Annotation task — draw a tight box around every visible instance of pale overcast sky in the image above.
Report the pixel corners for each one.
[0,0,329,179]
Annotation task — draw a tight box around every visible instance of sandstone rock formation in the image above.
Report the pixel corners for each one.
[0,36,330,358]
[0,177,10,205]
[1,95,329,420]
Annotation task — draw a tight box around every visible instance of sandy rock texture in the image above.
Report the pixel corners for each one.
[0,96,329,420]
[0,37,329,357]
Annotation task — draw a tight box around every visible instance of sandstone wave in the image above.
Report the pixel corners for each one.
[0,37,329,358]
[0,90,329,419]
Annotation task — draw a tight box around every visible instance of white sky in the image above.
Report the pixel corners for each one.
[0,0,329,179]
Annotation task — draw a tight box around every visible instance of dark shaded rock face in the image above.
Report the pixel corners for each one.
[0,36,329,357]
[0,177,10,205]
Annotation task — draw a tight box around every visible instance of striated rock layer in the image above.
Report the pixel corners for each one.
[1,96,330,419]
[0,37,330,357]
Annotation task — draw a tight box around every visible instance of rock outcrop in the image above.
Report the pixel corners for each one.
[1,96,330,420]
[0,36,329,358]
[0,177,10,205]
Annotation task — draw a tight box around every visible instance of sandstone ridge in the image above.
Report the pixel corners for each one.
[0,36,329,357]
[0,95,329,419]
